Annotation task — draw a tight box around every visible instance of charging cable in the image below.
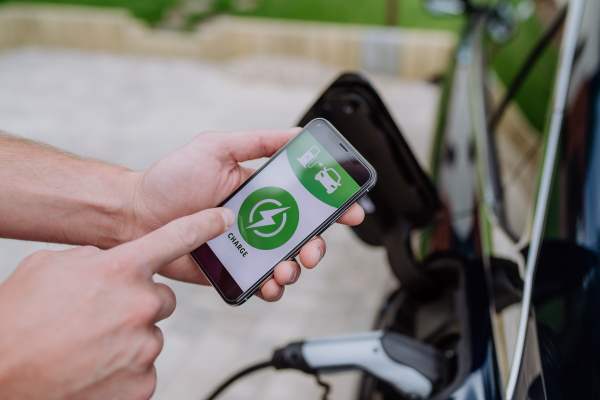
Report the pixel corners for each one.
[205,331,450,400]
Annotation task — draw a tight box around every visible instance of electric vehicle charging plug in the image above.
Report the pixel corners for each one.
[272,331,449,399]
[206,330,450,400]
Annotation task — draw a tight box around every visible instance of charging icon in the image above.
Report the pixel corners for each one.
[246,200,289,237]
[238,187,300,250]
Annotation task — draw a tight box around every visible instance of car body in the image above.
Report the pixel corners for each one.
[372,0,598,399]
[297,1,599,399]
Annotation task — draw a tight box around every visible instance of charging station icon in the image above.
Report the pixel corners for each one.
[297,145,323,169]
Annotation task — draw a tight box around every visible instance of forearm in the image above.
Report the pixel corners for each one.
[0,133,141,248]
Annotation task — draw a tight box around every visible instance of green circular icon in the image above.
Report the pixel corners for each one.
[238,187,300,250]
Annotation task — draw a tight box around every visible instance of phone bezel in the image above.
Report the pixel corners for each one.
[190,118,377,306]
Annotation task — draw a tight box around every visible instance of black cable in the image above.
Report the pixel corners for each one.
[204,361,273,400]
[314,375,331,400]
[487,5,568,133]
[205,343,332,399]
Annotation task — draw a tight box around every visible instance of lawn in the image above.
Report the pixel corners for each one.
[0,0,555,131]
[0,0,180,24]
[0,0,465,30]
[233,0,465,32]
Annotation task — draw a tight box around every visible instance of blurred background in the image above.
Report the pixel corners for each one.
[0,0,556,399]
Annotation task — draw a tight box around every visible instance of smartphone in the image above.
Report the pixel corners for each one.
[190,118,377,306]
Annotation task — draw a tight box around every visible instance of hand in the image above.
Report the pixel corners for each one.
[0,208,235,400]
[131,128,365,301]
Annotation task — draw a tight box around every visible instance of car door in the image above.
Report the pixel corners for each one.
[503,0,600,399]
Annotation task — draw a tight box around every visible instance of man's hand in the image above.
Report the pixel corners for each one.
[0,207,235,400]
[131,129,365,302]
[0,128,364,303]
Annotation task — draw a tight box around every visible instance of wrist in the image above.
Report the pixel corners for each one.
[0,133,148,249]
[72,166,145,249]
[110,169,149,247]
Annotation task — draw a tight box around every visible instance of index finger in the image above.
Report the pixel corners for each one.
[110,208,234,275]
[220,128,301,163]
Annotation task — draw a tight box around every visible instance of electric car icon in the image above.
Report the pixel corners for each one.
[315,167,341,194]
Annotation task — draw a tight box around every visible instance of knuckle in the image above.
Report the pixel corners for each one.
[171,218,200,249]
[133,292,162,321]
[135,335,163,368]
[25,249,54,263]
[158,283,177,308]
[19,250,56,270]
[133,366,157,400]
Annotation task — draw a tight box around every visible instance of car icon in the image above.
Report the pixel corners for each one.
[315,167,342,194]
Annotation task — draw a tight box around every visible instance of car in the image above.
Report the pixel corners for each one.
[213,1,598,398]
[300,1,595,399]
[315,167,341,194]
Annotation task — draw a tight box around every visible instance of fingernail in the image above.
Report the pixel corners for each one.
[318,246,324,261]
[288,267,297,284]
[274,285,283,298]
[221,208,235,231]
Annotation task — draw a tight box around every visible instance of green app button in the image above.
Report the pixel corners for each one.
[286,131,360,208]
[238,187,300,250]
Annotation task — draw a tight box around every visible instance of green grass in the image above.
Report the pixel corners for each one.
[0,0,466,30]
[231,0,465,31]
[0,0,180,24]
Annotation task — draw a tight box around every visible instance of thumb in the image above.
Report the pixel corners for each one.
[110,207,235,274]
[221,128,300,163]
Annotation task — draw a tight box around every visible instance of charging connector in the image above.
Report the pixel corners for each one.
[205,331,449,400]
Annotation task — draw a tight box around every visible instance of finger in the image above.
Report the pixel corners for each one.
[86,363,157,399]
[298,236,326,269]
[254,277,270,301]
[334,203,365,226]
[221,128,301,163]
[259,277,285,302]
[136,364,158,399]
[153,325,164,343]
[132,329,163,374]
[154,283,176,322]
[111,207,235,275]
[159,255,210,286]
[273,260,301,286]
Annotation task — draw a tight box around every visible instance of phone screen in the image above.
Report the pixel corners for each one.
[191,120,373,302]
